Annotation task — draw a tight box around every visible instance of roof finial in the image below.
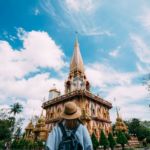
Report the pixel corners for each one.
[75,31,78,44]
[114,98,119,118]
[74,31,79,47]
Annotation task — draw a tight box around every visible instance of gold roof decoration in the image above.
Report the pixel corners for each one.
[32,109,48,133]
[70,32,84,74]
[80,107,91,121]
[114,98,128,133]
[25,117,34,130]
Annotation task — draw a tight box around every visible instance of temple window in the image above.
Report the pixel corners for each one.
[91,104,95,117]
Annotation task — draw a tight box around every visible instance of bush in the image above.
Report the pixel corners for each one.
[99,130,109,150]
[146,136,150,143]
[108,132,117,150]
[135,146,145,148]
[0,141,4,148]
[38,140,44,147]
[143,141,147,147]
[124,133,131,140]
[28,140,33,147]
[33,142,38,147]
[91,133,99,150]
[138,134,145,141]
[116,129,128,150]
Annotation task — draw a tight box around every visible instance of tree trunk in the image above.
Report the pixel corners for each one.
[122,144,124,150]
[94,148,96,150]
[111,146,113,150]
[104,145,106,150]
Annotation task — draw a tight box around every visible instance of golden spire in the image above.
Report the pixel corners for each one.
[74,31,79,47]
[70,31,84,73]
[114,98,119,118]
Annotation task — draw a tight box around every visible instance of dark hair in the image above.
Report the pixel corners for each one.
[58,118,84,130]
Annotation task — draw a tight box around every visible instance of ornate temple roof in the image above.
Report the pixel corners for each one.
[32,109,48,132]
[70,33,84,73]
[114,104,128,133]
[25,118,34,130]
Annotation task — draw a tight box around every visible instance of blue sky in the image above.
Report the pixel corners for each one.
[0,0,150,129]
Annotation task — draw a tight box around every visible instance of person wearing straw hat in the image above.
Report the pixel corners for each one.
[46,102,93,150]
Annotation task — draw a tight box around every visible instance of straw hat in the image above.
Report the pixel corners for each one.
[61,102,81,119]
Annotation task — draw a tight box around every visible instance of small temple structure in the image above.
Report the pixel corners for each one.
[32,109,48,141]
[114,106,128,133]
[25,118,34,140]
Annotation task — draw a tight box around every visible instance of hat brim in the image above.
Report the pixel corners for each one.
[61,107,81,119]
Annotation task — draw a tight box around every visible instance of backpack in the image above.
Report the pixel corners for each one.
[58,122,83,150]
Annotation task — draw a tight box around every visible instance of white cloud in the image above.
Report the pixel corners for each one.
[137,7,150,32]
[41,0,114,35]
[105,85,148,106]
[9,35,17,41]
[130,34,150,64]
[109,46,121,57]
[35,8,39,15]
[85,62,136,88]
[0,28,67,120]
[109,50,118,57]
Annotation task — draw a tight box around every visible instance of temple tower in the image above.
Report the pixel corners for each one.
[43,34,113,140]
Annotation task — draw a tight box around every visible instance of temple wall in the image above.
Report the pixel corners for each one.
[45,97,111,138]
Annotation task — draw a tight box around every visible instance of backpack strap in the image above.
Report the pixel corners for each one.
[59,123,67,139]
[72,122,80,135]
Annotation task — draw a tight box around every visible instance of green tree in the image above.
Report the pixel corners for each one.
[146,136,150,143]
[99,130,109,150]
[108,132,117,150]
[0,119,11,140]
[124,133,131,140]
[138,134,145,141]
[14,127,22,139]
[9,103,23,116]
[116,129,128,150]
[91,132,99,150]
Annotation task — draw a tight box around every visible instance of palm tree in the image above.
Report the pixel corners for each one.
[9,103,23,136]
[9,103,23,116]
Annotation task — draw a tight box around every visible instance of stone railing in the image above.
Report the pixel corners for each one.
[43,90,112,108]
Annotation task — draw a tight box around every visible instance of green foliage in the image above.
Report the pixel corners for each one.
[91,132,99,150]
[108,132,117,149]
[116,129,128,144]
[10,139,19,148]
[116,129,128,150]
[28,140,33,147]
[146,136,150,143]
[33,142,38,146]
[25,139,29,146]
[138,134,145,141]
[143,141,147,147]
[124,133,131,140]
[38,140,44,146]
[9,103,23,116]
[124,118,150,138]
[0,119,11,140]
[99,130,109,150]
[0,141,4,148]
[135,146,145,148]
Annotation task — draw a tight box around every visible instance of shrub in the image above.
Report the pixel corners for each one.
[33,142,38,147]
[116,129,128,150]
[138,134,145,141]
[146,136,150,143]
[28,140,33,147]
[91,132,99,150]
[99,130,109,150]
[124,133,131,140]
[38,140,44,147]
[108,132,117,150]
[143,141,147,147]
